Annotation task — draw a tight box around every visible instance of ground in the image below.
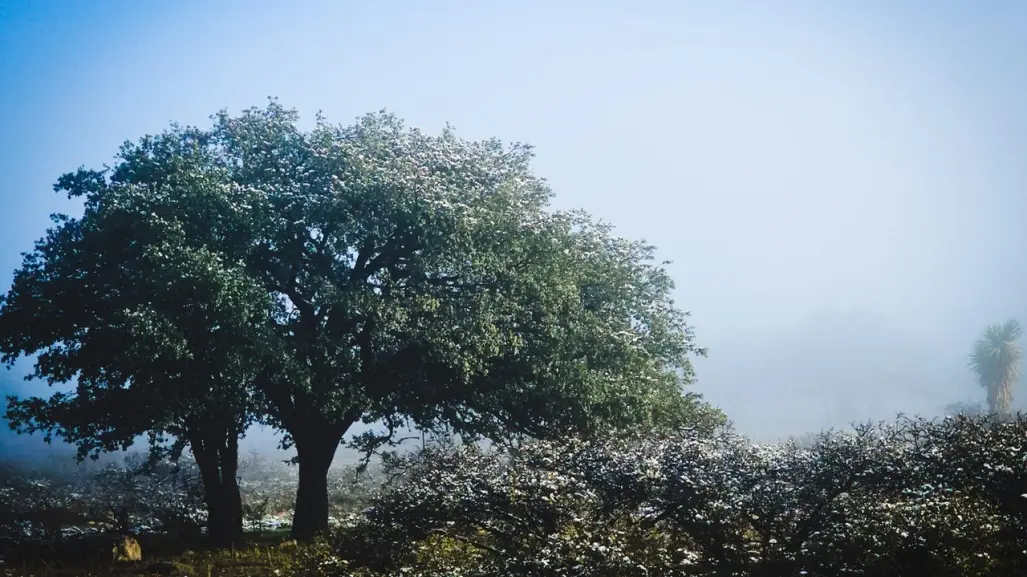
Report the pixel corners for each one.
[1,530,302,577]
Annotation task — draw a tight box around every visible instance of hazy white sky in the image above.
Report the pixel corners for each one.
[2,0,1026,445]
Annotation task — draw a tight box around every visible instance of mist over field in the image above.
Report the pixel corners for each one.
[3,4,1027,574]
[2,0,1026,461]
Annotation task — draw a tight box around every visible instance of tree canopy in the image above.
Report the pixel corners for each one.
[0,100,721,540]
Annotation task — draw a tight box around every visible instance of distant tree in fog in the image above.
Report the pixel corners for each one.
[969,319,1022,414]
[942,400,985,417]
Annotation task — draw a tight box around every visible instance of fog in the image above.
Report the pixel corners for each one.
[2,1,1026,464]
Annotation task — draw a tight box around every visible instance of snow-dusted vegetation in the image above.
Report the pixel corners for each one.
[2,407,1025,575]
[300,414,1025,576]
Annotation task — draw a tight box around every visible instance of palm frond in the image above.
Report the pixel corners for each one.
[968,319,1022,413]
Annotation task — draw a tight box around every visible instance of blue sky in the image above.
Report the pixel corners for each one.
[2,1,1027,445]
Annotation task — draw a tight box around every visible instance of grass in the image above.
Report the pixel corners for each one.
[0,530,304,577]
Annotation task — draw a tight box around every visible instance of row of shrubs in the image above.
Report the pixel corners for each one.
[303,414,1027,577]
[5,414,1026,575]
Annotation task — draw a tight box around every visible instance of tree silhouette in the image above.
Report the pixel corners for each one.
[969,319,1022,414]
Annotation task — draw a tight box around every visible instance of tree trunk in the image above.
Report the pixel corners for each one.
[205,478,243,548]
[219,432,245,546]
[290,431,342,541]
[188,421,245,548]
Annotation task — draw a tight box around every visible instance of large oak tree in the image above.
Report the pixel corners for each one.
[1,100,718,541]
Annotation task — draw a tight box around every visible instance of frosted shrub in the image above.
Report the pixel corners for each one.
[318,416,1027,575]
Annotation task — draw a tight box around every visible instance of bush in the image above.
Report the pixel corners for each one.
[5,415,1025,574]
[0,453,206,544]
[85,453,207,537]
[320,416,1027,576]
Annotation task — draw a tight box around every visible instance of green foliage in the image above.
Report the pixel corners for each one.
[0,98,718,539]
[3,416,1025,575]
[317,416,1027,577]
[0,126,275,545]
[213,100,716,536]
[0,124,270,459]
[200,100,713,449]
[969,319,1022,414]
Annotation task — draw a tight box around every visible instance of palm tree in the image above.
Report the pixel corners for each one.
[969,319,1023,414]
